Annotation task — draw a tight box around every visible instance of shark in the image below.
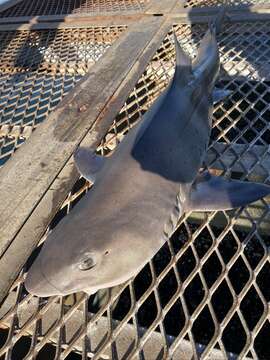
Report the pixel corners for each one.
[25,14,270,297]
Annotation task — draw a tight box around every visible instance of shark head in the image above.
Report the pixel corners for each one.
[24,212,150,297]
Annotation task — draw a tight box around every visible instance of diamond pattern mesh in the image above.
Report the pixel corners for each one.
[0,26,125,167]
[1,20,270,360]
[0,0,148,17]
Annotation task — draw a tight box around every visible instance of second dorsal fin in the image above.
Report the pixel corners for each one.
[173,33,192,86]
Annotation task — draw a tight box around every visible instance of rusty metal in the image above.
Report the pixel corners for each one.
[1,3,270,360]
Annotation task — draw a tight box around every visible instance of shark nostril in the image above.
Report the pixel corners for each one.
[78,255,96,271]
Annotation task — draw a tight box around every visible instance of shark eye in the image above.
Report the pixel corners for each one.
[78,255,96,271]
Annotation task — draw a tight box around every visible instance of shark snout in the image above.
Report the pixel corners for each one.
[25,258,62,297]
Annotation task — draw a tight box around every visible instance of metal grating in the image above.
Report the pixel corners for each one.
[0,0,148,17]
[1,20,270,360]
[0,26,125,167]
[184,0,270,8]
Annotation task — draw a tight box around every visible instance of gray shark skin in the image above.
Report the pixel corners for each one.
[25,16,270,297]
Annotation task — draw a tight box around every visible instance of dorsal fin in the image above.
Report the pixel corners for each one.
[210,7,227,35]
[74,147,105,183]
[173,33,192,86]
[193,30,213,69]
[193,8,227,69]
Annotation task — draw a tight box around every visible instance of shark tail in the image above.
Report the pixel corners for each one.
[210,8,227,35]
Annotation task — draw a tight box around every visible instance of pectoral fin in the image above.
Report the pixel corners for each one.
[74,146,105,183]
[213,87,231,104]
[188,171,270,212]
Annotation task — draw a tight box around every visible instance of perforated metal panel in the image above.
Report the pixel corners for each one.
[1,19,270,359]
[0,26,125,167]
[0,0,148,17]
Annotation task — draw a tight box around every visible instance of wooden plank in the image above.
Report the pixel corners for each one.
[151,4,270,22]
[0,15,143,31]
[168,12,270,24]
[0,3,270,30]
[0,13,147,26]
[145,0,179,14]
[0,15,144,31]
[0,17,171,304]
[0,0,23,13]
[228,11,270,23]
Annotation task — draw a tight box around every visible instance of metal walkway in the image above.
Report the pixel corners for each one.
[0,0,270,359]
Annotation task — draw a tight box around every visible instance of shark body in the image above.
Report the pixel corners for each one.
[25,16,270,297]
